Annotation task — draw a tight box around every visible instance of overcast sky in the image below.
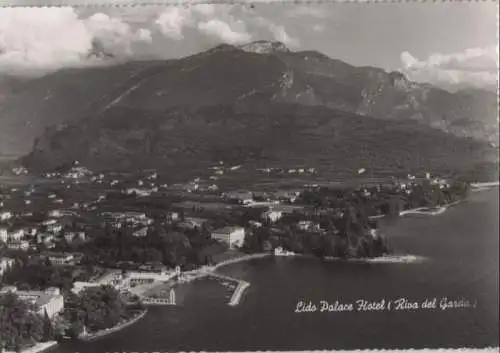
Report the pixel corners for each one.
[0,2,498,89]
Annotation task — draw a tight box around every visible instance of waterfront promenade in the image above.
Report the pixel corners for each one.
[79,309,148,342]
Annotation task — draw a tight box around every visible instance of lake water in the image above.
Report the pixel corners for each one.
[53,189,499,352]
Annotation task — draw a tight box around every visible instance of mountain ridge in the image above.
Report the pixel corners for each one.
[0,40,497,178]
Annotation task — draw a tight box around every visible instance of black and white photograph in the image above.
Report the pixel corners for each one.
[0,2,498,353]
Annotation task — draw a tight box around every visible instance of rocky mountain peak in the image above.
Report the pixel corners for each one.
[387,71,417,91]
[238,41,290,54]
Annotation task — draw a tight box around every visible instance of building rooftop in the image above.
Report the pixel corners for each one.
[212,226,244,234]
[0,286,61,308]
[183,217,208,224]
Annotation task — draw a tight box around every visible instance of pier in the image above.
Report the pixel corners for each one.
[228,280,250,306]
[174,254,270,307]
[207,272,250,306]
[471,181,499,188]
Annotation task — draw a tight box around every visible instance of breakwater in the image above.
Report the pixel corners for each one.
[228,280,250,306]
[207,272,250,306]
[176,254,269,306]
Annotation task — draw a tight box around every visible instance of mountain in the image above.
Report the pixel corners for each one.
[21,102,498,181]
[0,41,497,178]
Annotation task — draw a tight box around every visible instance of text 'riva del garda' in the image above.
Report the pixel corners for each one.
[294,297,477,313]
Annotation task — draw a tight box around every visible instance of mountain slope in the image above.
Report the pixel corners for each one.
[1,41,498,179]
[22,103,498,182]
[1,41,498,159]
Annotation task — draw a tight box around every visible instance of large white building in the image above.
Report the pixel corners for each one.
[211,227,246,249]
[261,209,283,223]
[47,253,76,266]
[0,286,64,318]
[0,227,24,243]
[72,268,181,294]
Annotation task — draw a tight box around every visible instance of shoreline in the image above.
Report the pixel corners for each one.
[399,200,461,217]
[4,341,58,353]
[78,308,148,342]
[280,252,427,264]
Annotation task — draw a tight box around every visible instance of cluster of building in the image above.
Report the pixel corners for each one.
[72,266,181,297]
[0,285,64,318]
[0,212,88,251]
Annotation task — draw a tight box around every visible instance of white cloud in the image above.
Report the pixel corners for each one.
[0,7,92,71]
[400,51,418,69]
[251,15,300,48]
[267,24,300,48]
[136,28,153,43]
[155,7,194,40]
[154,4,298,48]
[85,12,150,56]
[198,20,251,44]
[155,5,253,44]
[0,5,301,74]
[0,7,152,74]
[400,46,499,90]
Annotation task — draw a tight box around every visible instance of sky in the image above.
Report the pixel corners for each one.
[0,2,498,90]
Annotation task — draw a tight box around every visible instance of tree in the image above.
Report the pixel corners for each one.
[42,309,54,342]
[64,285,126,333]
[0,292,44,351]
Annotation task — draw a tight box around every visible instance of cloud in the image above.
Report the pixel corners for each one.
[136,28,153,43]
[267,24,300,48]
[0,5,301,74]
[85,12,150,56]
[154,4,298,47]
[0,7,152,74]
[400,46,499,90]
[155,7,195,40]
[251,15,300,48]
[198,20,251,44]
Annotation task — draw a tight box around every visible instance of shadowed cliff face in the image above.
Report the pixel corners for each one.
[0,41,497,175]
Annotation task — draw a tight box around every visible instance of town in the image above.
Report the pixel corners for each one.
[1,161,472,352]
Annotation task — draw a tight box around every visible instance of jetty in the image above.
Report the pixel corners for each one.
[205,272,251,306]
[471,181,499,192]
[228,280,250,306]
[176,254,270,307]
[471,181,499,188]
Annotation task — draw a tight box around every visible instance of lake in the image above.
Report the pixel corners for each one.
[53,188,499,352]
